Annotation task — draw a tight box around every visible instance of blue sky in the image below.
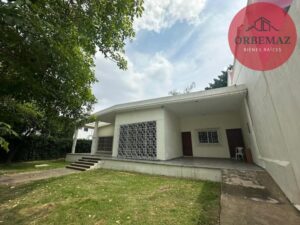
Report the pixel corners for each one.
[92,0,247,112]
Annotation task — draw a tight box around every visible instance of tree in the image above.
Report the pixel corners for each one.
[0,0,143,137]
[169,82,196,96]
[205,65,233,90]
[0,122,18,152]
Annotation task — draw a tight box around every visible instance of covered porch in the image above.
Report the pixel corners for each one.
[69,85,258,166]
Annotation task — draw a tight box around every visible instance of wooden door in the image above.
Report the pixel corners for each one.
[226,129,245,158]
[181,132,193,156]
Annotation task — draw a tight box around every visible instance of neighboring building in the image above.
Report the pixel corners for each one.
[77,123,94,140]
[68,0,300,209]
[227,0,300,208]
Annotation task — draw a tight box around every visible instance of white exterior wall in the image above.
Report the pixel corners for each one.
[239,99,262,164]
[164,109,182,160]
[229,0,300,206]
[98,124,114,137]
[112,108,165,160]
[180,113,242,158]
[77,127,94,140]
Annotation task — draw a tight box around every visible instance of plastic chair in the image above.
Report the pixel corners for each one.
[235,147,244,160]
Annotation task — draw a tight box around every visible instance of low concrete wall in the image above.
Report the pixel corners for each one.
[66,153,221,182]
[97,159,221,182]
[66,153,90,162]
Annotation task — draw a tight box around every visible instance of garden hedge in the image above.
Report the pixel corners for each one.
[0,136,91,163]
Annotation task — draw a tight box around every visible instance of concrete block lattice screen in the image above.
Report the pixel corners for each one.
[118,121,157,160]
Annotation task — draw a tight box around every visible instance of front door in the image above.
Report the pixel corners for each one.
[226,129,245,158]
[181,132,193,156]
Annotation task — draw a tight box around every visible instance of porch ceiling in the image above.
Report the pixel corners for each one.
[95,85,247,123]
[164,90,245,117]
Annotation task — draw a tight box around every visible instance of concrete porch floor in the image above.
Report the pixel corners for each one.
[163,157,261,171]
[82,154,262,171]
[66,153,262,171]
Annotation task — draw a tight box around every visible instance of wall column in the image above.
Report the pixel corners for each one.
[90,121,99,155]
[71,128,79,154]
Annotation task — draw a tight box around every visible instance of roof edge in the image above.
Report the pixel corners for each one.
[94,84,247,118]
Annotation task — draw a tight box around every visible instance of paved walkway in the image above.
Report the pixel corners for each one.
[220,169,300,225]
[0,168,79,186]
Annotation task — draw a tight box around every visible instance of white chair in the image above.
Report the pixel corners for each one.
[235,147,244,161]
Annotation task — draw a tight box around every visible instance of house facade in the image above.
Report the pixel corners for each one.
[86,85,249,162]
[68,0,300,209]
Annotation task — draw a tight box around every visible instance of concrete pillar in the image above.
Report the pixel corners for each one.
[71,128,79,154]
[90,121,99,155]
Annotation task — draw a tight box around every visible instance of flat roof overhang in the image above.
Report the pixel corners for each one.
[94,85,247,123]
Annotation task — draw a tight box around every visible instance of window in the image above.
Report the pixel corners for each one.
[118,121,157,160]
[98,137,113,152]
[198,130,219,144]
[84,127,88,132]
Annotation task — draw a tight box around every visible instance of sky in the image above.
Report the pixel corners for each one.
[92,0,248,112]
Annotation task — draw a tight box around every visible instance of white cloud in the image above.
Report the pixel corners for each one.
[92,0,248,112]
[134,0,207,32]
[92,52,173,111]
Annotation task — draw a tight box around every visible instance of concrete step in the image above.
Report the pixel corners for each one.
[74,161,95,166]
[78,159,99,163]
[82,157,102,161]
[66,165,87,171]
[71,163,91,168]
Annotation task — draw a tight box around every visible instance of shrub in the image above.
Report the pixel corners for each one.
[0,136,91,163]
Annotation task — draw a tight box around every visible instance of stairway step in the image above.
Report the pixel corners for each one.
[66,165,87,171]
[74,161,95,166]
[82,157,102,161]
[71,163,91,168]
[78,159,99,163]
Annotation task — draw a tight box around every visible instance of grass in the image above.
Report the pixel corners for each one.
[0,169,220,225]
[0,159,68,175]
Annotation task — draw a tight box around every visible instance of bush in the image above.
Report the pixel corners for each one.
[76,139,92,154]
[0,136,91,163]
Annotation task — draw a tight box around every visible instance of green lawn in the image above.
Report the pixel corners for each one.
[0,159,68,175]
[0,170,220,225]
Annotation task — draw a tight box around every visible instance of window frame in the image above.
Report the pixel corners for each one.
[98,136,113,152]
[197,128,220,145]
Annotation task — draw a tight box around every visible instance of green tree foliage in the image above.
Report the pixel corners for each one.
[205,65,233,90]
[0,0,143,138]
[0,122,18,152]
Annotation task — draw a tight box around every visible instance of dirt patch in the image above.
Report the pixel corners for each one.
[0,168,79,186]
[20,203,56,216]
[94,219,107,225]
[158,185,172,192]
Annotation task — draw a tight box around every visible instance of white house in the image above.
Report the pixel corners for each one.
[77,123,94,140]
[68,85,251,182]
[67,0,300,209]
[85,85,248,161]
